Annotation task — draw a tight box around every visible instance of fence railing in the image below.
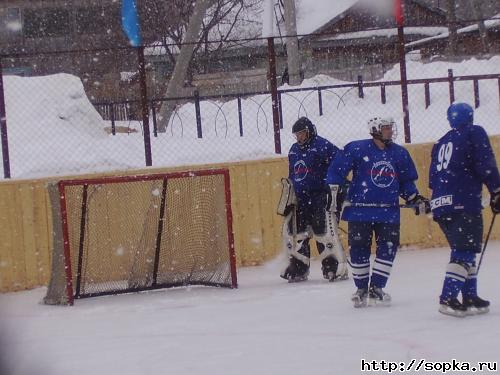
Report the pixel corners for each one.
[1,45,500,179]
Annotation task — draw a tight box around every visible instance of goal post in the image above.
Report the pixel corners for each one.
[44,169,237,305]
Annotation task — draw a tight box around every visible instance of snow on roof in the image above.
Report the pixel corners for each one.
[262,0,358,37]
[316,26,448,42]
[407,14,500,48]
[295,0,359,35]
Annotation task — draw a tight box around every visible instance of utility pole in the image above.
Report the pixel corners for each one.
[283,0,301,86]
[473,0,489,54]
[446,0,458,56]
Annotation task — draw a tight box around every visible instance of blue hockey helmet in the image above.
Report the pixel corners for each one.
[447,102,473,128]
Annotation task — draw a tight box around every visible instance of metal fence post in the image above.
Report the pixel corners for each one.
[448,69,455,104]
[357,75,364,98]
[237,97,243,136]
[380,84,386,104]
[194,90,203,138]
[473,79,480,108]
[397,25,411,143]
[318,88,323,115]
[0,57,11,178]
[267,37,282,154]
[110,103,116,135]
[137,46,152,166]
[424,82,431,109]
[151,101,158,137]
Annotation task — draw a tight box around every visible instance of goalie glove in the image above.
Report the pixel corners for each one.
[326,184,340,213]
[407,193,431,216]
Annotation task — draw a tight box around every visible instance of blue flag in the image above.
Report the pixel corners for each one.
[121,0,142,47]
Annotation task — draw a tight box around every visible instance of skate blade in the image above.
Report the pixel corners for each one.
[287,276,308,283]
[439,305,466,317]
[466,306,490,316]
[325,272,349,282]
[352,296,368,308]
[367,298,391,307]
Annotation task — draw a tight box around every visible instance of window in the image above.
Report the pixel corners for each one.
[76,7,106,35]
[0,8,22,40]
[24,8,70,38]
[76,5,120,35]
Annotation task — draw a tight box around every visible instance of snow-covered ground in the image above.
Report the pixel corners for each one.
[2,56,499,180]
[1,242,499,375]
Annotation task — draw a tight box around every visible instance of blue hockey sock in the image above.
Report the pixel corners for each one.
[370,257,394,289]
[462,263,477,298]
[440,262,468,302]
[349,247,370,289]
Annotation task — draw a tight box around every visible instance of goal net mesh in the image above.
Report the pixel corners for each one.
[44,170,236,305]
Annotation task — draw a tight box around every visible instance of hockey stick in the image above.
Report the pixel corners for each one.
[343,202,418,209]
[477,213,497,274]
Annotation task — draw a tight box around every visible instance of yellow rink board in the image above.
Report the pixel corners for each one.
[1,136,499,292]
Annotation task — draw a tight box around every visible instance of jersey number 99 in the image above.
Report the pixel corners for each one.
[436,142,453,171]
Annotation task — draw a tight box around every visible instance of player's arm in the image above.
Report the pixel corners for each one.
[399,149,430,215]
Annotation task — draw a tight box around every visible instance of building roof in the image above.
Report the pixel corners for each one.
[406,13,500,48]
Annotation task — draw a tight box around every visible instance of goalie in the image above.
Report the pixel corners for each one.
[277,117,348,283]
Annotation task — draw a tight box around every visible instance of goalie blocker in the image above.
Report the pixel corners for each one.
[277,178,348,283]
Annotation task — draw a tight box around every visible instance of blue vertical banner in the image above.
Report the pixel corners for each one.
[121,0,142,47]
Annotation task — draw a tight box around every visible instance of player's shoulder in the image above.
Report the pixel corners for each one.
[288,143,300,155]
[388,142,410,158]
[345,139,370,151]
[314,135,334,148]
[469,124,489,139]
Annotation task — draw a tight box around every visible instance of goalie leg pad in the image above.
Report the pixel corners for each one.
[280,255,310,282]
[314,210,348,279]
[277,178,297,216]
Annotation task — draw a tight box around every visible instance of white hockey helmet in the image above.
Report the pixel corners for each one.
[367,116,396,143]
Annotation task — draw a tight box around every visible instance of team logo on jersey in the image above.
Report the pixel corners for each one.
[370,161,396,188]
[294,160,310,181]
[430,195,453,210]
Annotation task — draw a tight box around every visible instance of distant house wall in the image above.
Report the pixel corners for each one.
[415,28,500,59]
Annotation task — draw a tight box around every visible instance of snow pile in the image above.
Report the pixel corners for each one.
[4,73,105,140]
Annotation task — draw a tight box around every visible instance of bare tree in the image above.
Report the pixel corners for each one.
[144,0,262,131]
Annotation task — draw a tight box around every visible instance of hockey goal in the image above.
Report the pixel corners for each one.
[44,169,237,305]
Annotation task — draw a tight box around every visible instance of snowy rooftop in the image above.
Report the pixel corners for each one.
[407,14,500,48]
[315,26,448,42]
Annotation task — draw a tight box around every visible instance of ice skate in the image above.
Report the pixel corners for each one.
[463,296,490,315]
[439,297,467,317]
[322,256,348,282]
[351,288,368,308]
[368,285,391,306]
[280,257,310,283]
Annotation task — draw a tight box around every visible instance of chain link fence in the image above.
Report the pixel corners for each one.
[1,33,499,180]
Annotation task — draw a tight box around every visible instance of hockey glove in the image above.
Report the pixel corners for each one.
[326,184,340,212]
[407,194,431,216]
[491,190,500,214]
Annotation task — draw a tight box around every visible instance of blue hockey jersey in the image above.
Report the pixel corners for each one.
[326,139,419,224]
[429,124,500,217]
[288,135,339,201]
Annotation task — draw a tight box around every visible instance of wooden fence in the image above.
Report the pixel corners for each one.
[1,137,499,293]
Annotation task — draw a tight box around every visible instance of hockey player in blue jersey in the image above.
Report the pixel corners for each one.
[326,117,430,307]
[429,102,500,317]
[278,117,348,282]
